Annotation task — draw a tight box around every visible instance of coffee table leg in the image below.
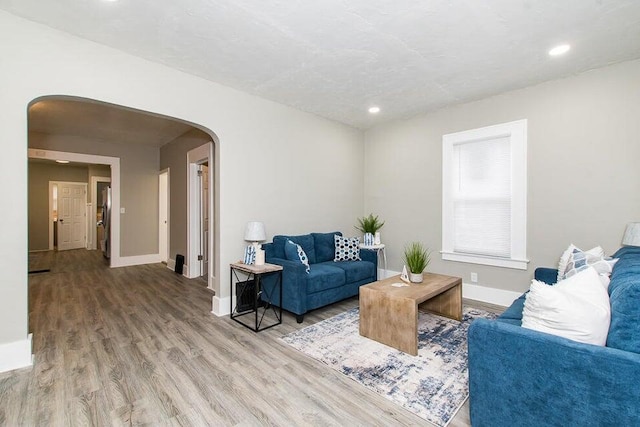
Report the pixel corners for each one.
[419,281,462,321]
[360,287,419,356]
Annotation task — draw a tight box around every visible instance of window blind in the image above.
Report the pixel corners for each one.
[452,136,511,258]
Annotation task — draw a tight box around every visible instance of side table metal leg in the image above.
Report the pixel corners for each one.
[381,248,387,279]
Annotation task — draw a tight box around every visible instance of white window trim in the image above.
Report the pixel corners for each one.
[442,119,529,270]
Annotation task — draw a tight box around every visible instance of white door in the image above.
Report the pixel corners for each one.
[200,164,209,277]
[159,171,169,263]
[58,183,87,251]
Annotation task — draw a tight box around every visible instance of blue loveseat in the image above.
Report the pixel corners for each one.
[261,231,377,322]
[468,246,640,426]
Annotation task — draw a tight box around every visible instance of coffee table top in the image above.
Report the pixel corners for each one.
[361,273,462,304]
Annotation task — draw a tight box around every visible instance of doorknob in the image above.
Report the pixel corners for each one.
[58,219,64,223]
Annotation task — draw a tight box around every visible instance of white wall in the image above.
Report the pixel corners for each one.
[364,59,640,296]
[0,11,363,368]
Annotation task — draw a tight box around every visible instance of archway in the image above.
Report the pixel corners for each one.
[27,95,220,288]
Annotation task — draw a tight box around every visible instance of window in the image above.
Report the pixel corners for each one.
[442,120,528,270]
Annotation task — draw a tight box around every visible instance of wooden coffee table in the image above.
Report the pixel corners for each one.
[359,273,462,356]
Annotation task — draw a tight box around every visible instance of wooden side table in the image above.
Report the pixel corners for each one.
[230,262,283,332]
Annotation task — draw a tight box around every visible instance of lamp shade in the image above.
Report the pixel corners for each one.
[244,221,266,242]
[622,222,640,247]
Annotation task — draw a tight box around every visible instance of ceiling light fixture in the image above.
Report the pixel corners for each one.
[368,106,380,114]
[549,44,571,57]
[56,160,70,164]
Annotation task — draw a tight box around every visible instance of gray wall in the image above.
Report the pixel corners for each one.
[29,132,160,257]
[364,59,640,294]
[28,161,89,251]
[159,128,212,261]
[87,164,111,202]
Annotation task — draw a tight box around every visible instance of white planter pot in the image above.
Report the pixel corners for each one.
[409,272,424,283]
[364,232,374,246]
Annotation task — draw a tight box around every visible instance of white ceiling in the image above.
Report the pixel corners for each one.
[4,0,640,129]
[29,98,196,147]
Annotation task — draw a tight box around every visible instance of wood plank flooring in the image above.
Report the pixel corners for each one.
[3,249,503,426]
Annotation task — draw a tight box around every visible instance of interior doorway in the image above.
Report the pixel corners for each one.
[159,169,169,264]
[187,142,214,287]
[30,148,121,266]
[90,176,111,250]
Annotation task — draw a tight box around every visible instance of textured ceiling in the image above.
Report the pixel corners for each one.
[4,0,640,129]
[29,99,195,147]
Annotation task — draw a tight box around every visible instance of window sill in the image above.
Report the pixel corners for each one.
[441,251,529,270]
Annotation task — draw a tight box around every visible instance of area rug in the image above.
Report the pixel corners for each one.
[281,307,497,427]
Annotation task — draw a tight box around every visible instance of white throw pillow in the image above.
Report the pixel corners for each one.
[522,266,611,346]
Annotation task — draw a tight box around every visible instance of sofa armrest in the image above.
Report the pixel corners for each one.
[468,319,640,427]
[534,267,558,284]
[359,248,378,271]
[262,257,308,315]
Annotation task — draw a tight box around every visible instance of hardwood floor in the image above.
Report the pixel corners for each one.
[3,250,503,426]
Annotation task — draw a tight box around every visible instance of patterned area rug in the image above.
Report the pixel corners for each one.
[281,307,496,427]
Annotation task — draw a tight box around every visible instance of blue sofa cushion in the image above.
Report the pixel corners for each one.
[319,260,374,283]
[307,264,346,294]
[498,293,527,324]
[312,232,342,263]
[273,234,317,264]
[284,240,310,273]
[606,246,640,353]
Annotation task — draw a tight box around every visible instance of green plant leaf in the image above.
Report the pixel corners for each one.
[354,213,385,234]
[402,242,431,274]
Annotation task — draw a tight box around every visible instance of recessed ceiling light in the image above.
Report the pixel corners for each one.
[368,106,380,114]
[549,44,571,57]
[56,160,70,164]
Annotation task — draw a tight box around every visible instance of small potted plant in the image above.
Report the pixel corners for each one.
[403,242,431,283]
[355,213,385,246]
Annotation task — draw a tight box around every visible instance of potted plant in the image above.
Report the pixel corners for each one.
[403,242,431,283]
[355,213,385,246]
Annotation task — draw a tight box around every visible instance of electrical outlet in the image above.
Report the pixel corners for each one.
[470,272,478,283]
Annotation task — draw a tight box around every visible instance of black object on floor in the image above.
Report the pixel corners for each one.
[236,280,256,313]
[29,269,51,274]
[175,254,184,274]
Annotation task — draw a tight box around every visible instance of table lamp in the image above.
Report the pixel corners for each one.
[622,222,640,247]
[244,221,266,265]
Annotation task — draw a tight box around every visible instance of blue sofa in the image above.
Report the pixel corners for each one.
[261,231,377,322]
[468,246,640,426]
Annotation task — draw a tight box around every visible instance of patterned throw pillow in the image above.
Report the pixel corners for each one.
[334,235,361,261]
[557,244,618,283]
[284,239,310,273]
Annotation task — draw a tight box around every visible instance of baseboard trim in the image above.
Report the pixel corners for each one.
[382,269,518,308]
[111,253,162,268]
[0,334,33,373]
[211,295,230,317]
[462,282,520,308]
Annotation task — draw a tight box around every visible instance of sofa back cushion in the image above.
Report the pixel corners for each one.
[273,234,316,264]
[606,246,640,353]
[312,232,342,263]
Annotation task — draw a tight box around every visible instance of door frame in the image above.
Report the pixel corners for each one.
[158,168,170,263]
[48,181,88,250]
[90,176,111,250]
[30,148,121,266]
[187,142,214,287]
